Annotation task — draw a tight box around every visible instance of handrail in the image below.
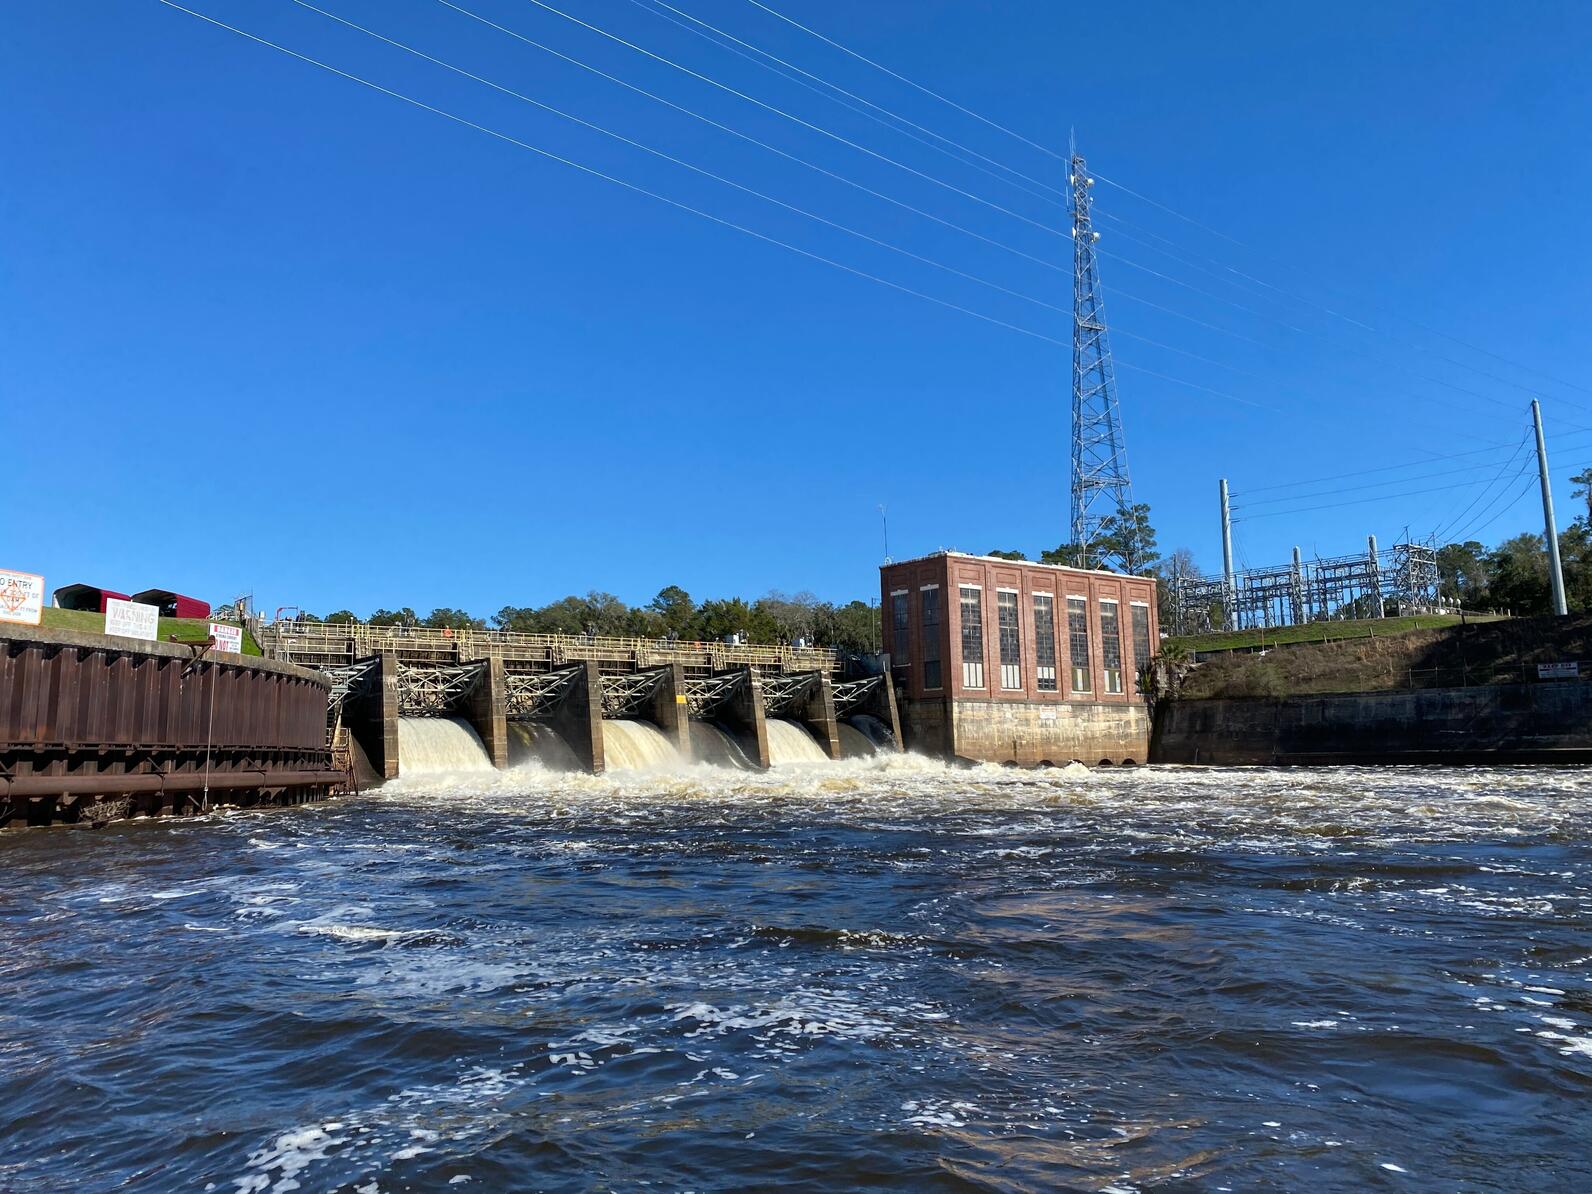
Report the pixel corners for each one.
[257,620,841,670]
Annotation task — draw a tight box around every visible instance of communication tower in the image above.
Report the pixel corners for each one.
[1069,138,1134,569]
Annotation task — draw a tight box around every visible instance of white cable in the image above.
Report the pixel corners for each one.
[435,2,1068,274]
[741,0,1064,161]
[151,1,1071,350]
[1429,434,1534,543]
[293,1,1069,317]
[636,0,1066,204]
[518,0,1066,237]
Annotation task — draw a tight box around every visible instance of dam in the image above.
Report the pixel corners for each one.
[256,621,903,780]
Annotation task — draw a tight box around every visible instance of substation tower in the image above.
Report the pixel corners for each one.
[1068,140,1134,570]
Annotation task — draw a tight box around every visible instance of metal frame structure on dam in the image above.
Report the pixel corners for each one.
[256,622,902,777]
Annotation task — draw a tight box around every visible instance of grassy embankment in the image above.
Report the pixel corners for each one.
[39,606,263,656]
[1167,613,1504,655]
[1173,613,1590,699]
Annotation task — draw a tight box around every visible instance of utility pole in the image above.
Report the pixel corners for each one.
[1219,478,1235,629]
[878,504,890,563]
[1532,399,1569,616]
[1367,534,1384,618]
[1068,134,1133,569]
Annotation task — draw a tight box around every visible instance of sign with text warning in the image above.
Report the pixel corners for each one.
[210,623,244,654]
[106,598,159,642]
[0,569,44,625]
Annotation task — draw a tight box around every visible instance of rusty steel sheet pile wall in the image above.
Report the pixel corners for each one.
[1,625,340,828]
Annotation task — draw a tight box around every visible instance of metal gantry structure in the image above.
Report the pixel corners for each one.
[1168,538,1442,634]
[1069,138,1134,569]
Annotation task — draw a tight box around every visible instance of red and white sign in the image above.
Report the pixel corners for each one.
[106,598,159,641]
[210,623,244,654]
[0,569,45,625]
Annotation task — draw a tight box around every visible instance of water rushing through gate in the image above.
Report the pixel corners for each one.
[3,763,1588,1191]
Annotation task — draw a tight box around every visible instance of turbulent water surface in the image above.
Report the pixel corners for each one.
[2,760,1589,1191]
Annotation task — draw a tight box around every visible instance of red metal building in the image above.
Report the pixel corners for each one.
[131,589,211,620]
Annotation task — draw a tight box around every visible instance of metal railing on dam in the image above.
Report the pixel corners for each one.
[255,621,841,676]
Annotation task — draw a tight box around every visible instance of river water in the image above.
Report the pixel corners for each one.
[2,760,1588,1191]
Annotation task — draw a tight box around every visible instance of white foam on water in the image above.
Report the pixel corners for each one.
[765,719,828,765]
[397,718,493,777]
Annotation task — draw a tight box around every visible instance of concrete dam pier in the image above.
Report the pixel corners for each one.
[259,623,902,778]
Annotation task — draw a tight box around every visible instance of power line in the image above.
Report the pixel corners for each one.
[746,0,1591,405]
[632,0,1067,206]
[1236,477,1519,522]
[152,0,1078,350]
[517,0,1067,237]
[292,1,1076,319]
[1447,469,1540,544]
[1236,457,1541,510]
[434,1,1073,278]
[741,0,1065,162]
[1429,434,1536,543]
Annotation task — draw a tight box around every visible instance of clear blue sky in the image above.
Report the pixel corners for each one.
[5,1,1589,617]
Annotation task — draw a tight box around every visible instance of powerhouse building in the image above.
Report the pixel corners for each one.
[880,551,1157,765]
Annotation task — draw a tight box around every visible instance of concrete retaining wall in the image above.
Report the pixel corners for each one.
[1151,681,1592,765]
[899,694,1150,765]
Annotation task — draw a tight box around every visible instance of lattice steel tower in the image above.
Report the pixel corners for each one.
[1068,138,1133,568]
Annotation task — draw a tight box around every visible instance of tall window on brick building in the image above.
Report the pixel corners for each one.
[1100,599,1124,694]
[1067,596,1091,693]
[890,591,910,674]
[1033,594,1057,692]
[920,586,942,690]
[1131,602,1152,683]
[959,586,985,689]
[996,590,1022,690]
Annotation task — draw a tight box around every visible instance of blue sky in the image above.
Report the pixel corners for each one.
[5,1,1590,618]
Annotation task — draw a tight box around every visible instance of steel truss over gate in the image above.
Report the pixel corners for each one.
[684,672,745,719]
[600,668,668,719]
[395,662,484,716]
[1170,539,1443,634]
[830,675,884,718]
[325,658,379,718]
[760,672,818,718]
[503,666,581,720]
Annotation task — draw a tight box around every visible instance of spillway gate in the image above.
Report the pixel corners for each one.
[256,622,900,778]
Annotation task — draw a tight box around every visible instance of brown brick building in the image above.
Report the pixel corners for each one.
[880,551,1158,764]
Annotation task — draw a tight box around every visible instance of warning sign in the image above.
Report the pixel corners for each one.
[0,569,45,626]
[210,623,244,654]
[106,598,159,642]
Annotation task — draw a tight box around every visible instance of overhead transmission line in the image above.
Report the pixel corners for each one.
[515,0,1068,237]
[630,0,1067,206]
[1431,432,1536,543]
[291,1,1074,318]
[736,0,1592,403]
[151,0,1080,350]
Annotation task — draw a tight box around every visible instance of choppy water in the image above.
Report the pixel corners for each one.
[2,760,1589,1191]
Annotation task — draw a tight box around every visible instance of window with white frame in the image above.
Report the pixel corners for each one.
[1033,593,1057,692]
[1100,599,1123,694]
[920,586,942,690]
[1130,602,1152,684]
[1067,596,1091,692]
[997,590,1022,690]
[890,591,910,669]
[959,585,985,689]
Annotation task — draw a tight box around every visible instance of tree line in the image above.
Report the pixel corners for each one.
[300,587,882,653]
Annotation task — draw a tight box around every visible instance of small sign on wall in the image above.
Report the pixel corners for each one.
[0,569,45,625]
[210,623,244,654]
[1538,661,1580,680]
[105,598,159,641]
